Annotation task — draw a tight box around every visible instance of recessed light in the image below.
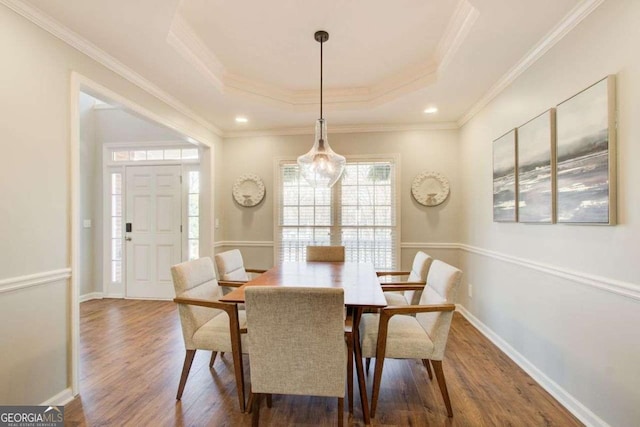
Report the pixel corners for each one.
[235,116,248,123]
[423,107,438,114]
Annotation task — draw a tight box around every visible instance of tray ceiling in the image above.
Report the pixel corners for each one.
[13,0,587,134]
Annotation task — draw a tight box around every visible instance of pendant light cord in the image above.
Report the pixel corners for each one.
[320,38,323,120]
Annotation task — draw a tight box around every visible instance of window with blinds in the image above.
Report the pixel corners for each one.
[277,157,399,270]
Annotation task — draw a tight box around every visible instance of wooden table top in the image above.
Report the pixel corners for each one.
[219,261,387,308]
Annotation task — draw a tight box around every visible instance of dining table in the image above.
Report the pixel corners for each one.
[220,261,387,425]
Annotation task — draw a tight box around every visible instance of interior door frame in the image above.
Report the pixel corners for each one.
[123,163,184,299]
[70,72,214,397]
[101,143,200,299]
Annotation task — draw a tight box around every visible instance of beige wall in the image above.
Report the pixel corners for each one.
[3,0,639,423]
[0,4,218,404]
[218,129,461,270]
[458,0,640,425]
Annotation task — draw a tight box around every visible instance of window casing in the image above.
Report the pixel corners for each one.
[276,156,399,270]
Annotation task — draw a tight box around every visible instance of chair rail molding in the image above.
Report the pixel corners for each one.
[459,243,640,302]
[0,268,72,294]
[214,241,639,301]
[400,242,459,250]
[456,304,609,427]
[214,240,275,248]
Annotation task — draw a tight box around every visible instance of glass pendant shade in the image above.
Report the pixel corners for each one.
[297,119,346,188]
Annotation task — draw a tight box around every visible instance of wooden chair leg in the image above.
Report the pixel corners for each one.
[220,352,224,357]
[209,351,218,368]
[422,359,433,380]
[266,394,272,408]
[247,391,254,413]
[338,397,344,427]
[366,357,371,375]
[371,310,391,418]
[352,308,371,424]
[176,349,196,400]
[371,355,386,417]
[228,308,246,412]
[251,393,261,427]
[345,332,354,413]
[431,360,453,417]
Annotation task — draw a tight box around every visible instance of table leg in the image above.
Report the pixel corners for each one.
[352,307,371,425]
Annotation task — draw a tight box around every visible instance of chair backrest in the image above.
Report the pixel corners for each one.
[416,260,462,361]
[215,249,250,281]
[245,287,346,397]
[171,257,224,349]
[306,245,345,262]
[405,251,434,305]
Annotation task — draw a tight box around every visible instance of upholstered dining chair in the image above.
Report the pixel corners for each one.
[215,249,266,287]
[171,257,249,412]
[360,260,462,418]
[377,251,432,307]
[245,287,347,426]
[304,244,355,411]
[306,245,345,262]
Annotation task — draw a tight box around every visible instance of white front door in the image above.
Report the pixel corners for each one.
[125,165,182,299]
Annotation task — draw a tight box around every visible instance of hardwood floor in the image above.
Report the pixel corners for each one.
[65,299,583,426]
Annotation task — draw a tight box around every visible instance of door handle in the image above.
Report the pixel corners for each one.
[125,236,132,241]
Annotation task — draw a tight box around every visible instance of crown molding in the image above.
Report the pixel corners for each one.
[0,0,223,136]
[223,121,460,138]
[457,0,606,127]
[167,2,476,110]
[166,13,225,92]
[435,0,479,74]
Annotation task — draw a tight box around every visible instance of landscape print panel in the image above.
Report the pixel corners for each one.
[493,130,517,222]
[556,76,615,224]
[517,110,555,223]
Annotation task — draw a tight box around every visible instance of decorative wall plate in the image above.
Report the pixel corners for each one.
[411,171,450,206]
[232,174,265,207]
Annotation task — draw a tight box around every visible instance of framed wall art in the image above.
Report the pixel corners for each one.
[555,75,616,224]
[492,129,518,222]
[517,109,556,223]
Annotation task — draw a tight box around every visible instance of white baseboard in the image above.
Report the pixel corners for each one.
[105,293,125,299]
[40,387,75,406]
[455,304,609,427]
[79,292,103,302]
[124,296,173,301]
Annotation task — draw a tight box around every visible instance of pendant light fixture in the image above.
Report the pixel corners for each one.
[297,30,346,188]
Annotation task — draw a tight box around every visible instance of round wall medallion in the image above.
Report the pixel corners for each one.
[411,171,450,206]
[232,174,265,207]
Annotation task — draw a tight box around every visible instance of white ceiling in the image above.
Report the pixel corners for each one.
[18,0,587,134]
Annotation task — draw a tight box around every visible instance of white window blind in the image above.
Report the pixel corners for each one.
[277,158,398,270]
